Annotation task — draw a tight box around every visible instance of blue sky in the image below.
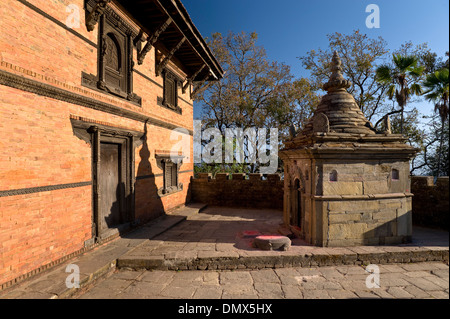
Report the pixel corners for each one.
[184,0,450,119]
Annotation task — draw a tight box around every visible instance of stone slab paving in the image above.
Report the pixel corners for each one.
[0,204,206,299]
[76,262,449,299]
[118,206,449,271]
[2,205,448,300]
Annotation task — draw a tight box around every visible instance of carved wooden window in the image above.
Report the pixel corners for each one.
[103,32,126,93]
[164,162,178,189]
[156,155,184,196]
[163,70,178,110]
[82,2,141,105]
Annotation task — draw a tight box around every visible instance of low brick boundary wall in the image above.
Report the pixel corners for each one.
[411,176,449,231]
[191,173,283,210]
[191,174,449,231]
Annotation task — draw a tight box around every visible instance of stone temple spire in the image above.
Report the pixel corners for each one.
[323,51,352,92]
[298,51,377,135]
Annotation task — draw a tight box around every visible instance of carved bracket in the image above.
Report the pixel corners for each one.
[137,18,172,65]
[156,37,186,77]
[86,0,111,32]
[191,71,213,98]
[182,65,205,94]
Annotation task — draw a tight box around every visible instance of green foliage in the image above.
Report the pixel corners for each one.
[194,162,249,178]
[375,54,424,108]
[426,120,449,177]
[422,68,449,122]
[375,54,425,134]
[421,68,449,177]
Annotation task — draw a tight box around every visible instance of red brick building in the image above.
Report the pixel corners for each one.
[0,0,223,288]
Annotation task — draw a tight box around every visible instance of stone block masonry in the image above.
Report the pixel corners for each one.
[191,173,284,210]
[411,176,449,231]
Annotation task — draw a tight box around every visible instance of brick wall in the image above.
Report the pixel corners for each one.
[411,176,449,231]
[191,173,284,210]
[0,0,194,288]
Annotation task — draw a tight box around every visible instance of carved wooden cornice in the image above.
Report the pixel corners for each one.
[0,182,92,198]
[156,37,186,77]
[0,69,194,135]
[86,0,139,38]
[137,18,172,65]
[155,154,185,165]
[191,71,212,98]
[86,0,111,32]
[182,65,205,94]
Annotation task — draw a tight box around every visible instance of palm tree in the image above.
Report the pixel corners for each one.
[422,68,449,177]
[376,54,425,134]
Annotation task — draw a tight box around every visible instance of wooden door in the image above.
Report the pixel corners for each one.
[99,142,123,232]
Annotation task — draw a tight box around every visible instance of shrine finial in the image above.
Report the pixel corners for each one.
[323,51,352,92]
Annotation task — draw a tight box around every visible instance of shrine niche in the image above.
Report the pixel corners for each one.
[280,52,418,247]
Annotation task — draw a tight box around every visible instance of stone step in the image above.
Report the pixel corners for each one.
[116,246,449,272]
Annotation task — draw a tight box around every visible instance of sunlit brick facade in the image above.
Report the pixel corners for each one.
[0,0,222,288]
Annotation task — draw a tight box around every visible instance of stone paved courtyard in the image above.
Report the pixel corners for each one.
[117,206,449,270]
[1,205,448,299]
[76,262,449,299]
[74,206,449,299]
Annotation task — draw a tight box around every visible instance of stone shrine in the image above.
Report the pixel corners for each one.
[280,51,418,247]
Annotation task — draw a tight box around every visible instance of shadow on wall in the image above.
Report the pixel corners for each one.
[363,211,449,247]
[103,123,165,235]
[362,211,413,246]
[134,123,165,224]
[329,211,448,248]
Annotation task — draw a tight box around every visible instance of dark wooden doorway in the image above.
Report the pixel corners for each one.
[290,179,302,231]
[295,179,302,229]
[99,142,124,233]
[91,131,135,241]
[71,119,145,245]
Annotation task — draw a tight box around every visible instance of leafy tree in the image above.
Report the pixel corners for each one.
[264,78,320,140]
[375,54,425,134]
[395,42,448,74]
[299,30,390,121]
[426,120,449,177]
[422,68,449,177]
[194,31,319,173]
[195,31,293,134]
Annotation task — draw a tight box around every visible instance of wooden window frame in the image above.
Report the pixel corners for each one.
[82,1,142,105]
[156,155,184,196]
[157,69,182,114]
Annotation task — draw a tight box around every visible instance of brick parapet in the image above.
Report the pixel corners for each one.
[409,176,448,231]
[191,173,283,209]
